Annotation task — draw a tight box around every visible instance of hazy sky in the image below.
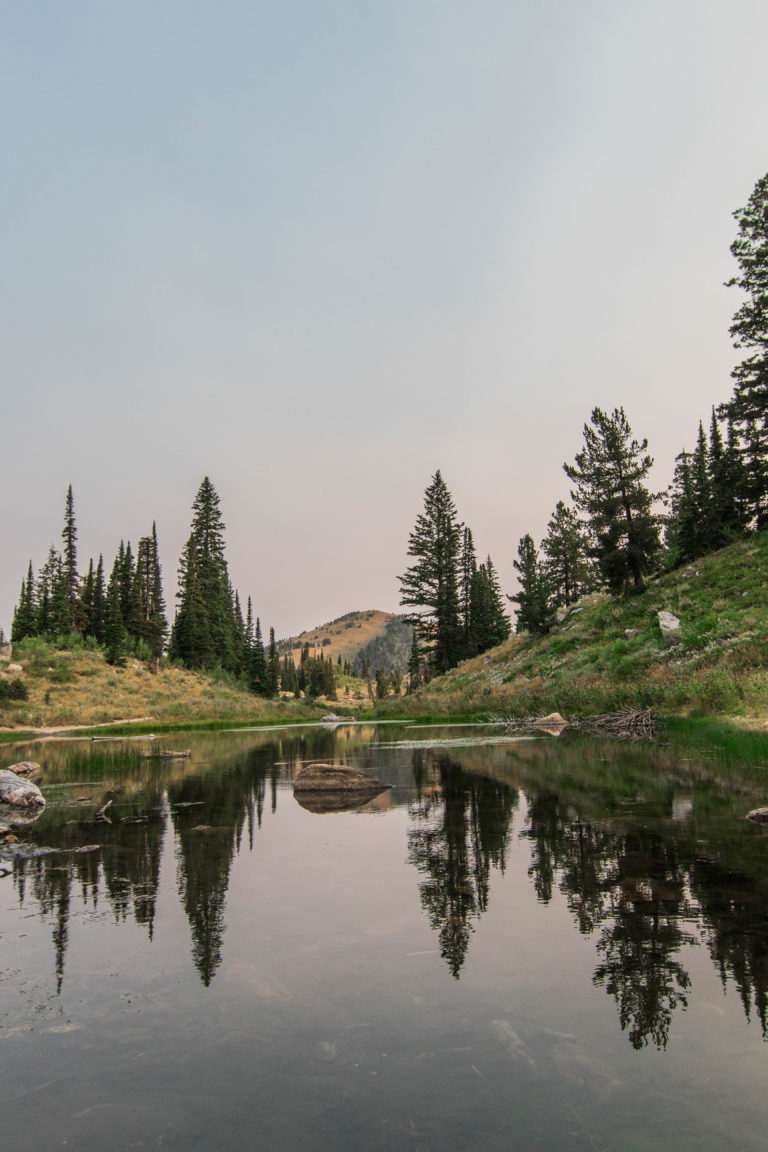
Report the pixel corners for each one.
[2,1,767,639]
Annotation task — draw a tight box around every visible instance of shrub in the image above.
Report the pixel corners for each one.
[0,678,28,701]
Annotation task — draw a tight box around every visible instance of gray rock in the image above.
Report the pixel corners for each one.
[624,628,639,639]
[0,644,11,662]
[658,610,681,643]
[0,770,45,809]
[293,763,391,793]
[7,761,41,779]
[746,807,768,824]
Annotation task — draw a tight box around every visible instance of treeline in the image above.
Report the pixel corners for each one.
[12,486,168,665]
[9,477,311,700]
[505,169,768,635]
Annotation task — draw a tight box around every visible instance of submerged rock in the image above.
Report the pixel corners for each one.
[0,769,45,809]
[490,1020,535,1069]
[293,763,391,794]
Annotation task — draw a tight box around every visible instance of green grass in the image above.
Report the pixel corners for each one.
[378,531,768,722]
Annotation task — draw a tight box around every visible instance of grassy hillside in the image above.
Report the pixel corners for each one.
[278,610,412,671]
[0,637,323,735]
[379,532,768,721]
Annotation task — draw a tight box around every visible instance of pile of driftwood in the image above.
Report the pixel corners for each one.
[491,708,658,742]
[572,709,658,742]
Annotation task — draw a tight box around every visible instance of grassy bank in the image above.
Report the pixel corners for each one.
[0,636,326,737]
[377,532,768,722]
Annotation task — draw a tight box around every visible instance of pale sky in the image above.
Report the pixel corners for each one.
[2,1,767,639]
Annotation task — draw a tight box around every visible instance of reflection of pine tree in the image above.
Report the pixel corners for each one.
[525,788,694,1050]
[589,834,694,1050]
[691,857,768,1036]
[522,792,615,932]
[407,754,517,978]
[170,741,300,985]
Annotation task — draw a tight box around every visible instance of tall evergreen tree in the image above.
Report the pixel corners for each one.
[104,553,127,666]
[266,627,280,697]
[471,557,511,651]
[60,484,81,634]
[721,171,768,527]
[249,618,267,695]
[131,527,167,659]
[665,450,699,566]
[80,559,95,639]
[459,527,478,659]
[541,501,593,608]
[11,563,37,642]
[399,471,463,675]
[91,555,107,646]
[564,407,662,594]
[508,534,553,634]
[36,546,61,636]
[169,478,238,671]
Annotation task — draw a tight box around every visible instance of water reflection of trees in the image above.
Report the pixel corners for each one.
[407,752,518,977]
[523,792,697,1049]
[9,732,768,1050]
[9,732,329,989]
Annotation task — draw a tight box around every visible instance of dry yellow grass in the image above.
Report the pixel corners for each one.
[0,644,317,731]
[279,609,398,665]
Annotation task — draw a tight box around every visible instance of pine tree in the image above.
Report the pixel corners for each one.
[266,627,280,697]
[169,478,238,671]
[80,560,95,639]
[92,555,107,645]
[665,450,698,566]
[721,171,768,527]
[60,484,81,634]
[459,527,478,659]
[470,556,510,651]
[119,542,138,639]
[541,501,593,608]
[249,618,267,695]
[131,528,167,660]
[11,563,37,642]
[36,546,61,636]
[399,470,463,674]
[564,407,662,594]
[509,535,553,634]
[104,554,127,666]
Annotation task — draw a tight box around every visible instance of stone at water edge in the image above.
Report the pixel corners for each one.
[746,808,768,824]
[293,763,391,793]
[532,713,568,729]
[0,770,45,809]
[7,761,41,778]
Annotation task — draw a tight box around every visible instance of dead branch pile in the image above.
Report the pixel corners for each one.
[573,709,658,742]
[489,708,658,742]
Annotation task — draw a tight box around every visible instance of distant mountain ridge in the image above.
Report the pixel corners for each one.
[278,610,413,673]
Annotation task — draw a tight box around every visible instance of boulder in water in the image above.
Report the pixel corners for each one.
[0,769,45,809]
[294,763,391,794]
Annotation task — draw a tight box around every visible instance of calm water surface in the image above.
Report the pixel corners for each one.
[3,723,768,1150]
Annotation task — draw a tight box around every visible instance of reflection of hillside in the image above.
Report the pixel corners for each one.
[407,751,518,977]
[480,737,768,1048]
